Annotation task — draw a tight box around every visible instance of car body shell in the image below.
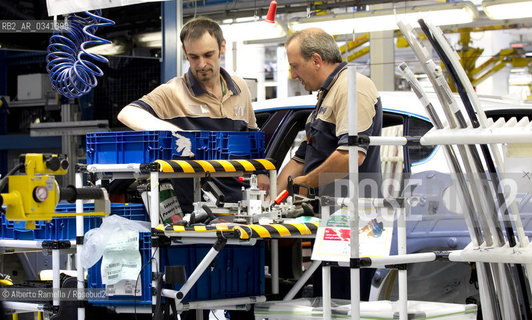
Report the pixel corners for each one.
[253,91,532,302]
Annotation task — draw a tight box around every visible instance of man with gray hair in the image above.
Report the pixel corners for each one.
[277,28,382,300]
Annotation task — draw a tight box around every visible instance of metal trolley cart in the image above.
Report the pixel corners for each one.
[77,158,285,318]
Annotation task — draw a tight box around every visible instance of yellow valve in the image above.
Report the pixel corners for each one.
[1,174,59,223]
[1,153,109,226]
[0,154,64,223]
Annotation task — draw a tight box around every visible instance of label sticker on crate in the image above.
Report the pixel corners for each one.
[106,279,142,297]
[101,230,141,286]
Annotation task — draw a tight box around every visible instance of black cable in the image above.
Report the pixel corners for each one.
[135,246,159,320]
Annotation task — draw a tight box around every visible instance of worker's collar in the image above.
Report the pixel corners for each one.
[186,67,240,97]
[320,61,347,92]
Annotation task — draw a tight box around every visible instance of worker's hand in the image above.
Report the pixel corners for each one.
[257,174,270,194]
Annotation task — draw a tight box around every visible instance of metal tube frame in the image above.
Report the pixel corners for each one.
[347,63,361,320]
[75,171,85,320]
[173,244,224,306]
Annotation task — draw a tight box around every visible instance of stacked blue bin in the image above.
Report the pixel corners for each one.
[88,237,264,306]
[160,243,265,302]
[210,131,264,159]
[0,215,46,240]
[0,203,148,240]
[86,130,264,164]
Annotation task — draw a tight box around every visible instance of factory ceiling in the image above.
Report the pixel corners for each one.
[1,0,532,56]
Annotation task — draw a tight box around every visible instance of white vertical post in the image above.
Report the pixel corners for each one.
[321,205,331,320]
[194,177,201,202]
[66,254,74,270]
[347,64,360,320]
[150,171,160,310]
[176,0,183,77]
[271,239,279,294]
[52,249,60,307]
[323,264,332,320]
[269,169,277,206]
[75,171,85,320]
[397,207,408,320]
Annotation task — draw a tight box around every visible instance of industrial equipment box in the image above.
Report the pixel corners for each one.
[0,203,148,240]
[17,73,53,100]
[86,130,264,164]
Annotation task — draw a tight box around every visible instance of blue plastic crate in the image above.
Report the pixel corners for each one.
[49,203,149,240]
[86,131,214,164]
[0,215,46,240]
[210,131,265,159]
[0,203,148,240]
[160,243,265,302]
[86,130,265,164]
[87,232,152,306]
[86,131,174,164]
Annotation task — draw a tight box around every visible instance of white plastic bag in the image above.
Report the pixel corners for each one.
[80,214,150,269]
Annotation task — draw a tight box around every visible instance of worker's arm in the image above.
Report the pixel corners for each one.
[257,174,270,193]
[276,159,305,192]
[293,150,366,188]
[117,105,182,131]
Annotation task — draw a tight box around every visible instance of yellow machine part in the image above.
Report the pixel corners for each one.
[23,153,68,176]
[3,174,58,224]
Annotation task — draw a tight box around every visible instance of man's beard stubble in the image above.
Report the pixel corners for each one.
[195,67,214,82]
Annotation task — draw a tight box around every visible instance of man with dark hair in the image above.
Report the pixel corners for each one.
[277,28,383,300]
[118,16,269,213]
[118,16,254,133]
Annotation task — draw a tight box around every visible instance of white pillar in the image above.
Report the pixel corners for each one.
[369,4,395,91]
[222,41,235,73]
[369,29,395,91]
[235,42,266,101]
[277,46,289,99]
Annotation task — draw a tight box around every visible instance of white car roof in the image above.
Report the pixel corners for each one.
[253,91,532,120]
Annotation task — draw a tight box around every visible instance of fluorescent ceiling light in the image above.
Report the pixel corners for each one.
[136,31,162,48]
[482,0,532,19]
[290,2,478,35]
[136,21,286,46]
[144,40,162,48]
[137,31,162,43]
[221,21,287,41]
[85,42,126,55]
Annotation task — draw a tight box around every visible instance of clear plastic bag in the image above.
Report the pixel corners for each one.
[80,214,150,269]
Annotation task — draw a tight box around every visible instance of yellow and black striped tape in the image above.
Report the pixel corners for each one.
[156,224,233,233]
[233,223,319,239]
[156,222,319,240]
[154,159,275,173]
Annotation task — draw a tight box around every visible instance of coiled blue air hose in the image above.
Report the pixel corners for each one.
[46,11,114,99]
